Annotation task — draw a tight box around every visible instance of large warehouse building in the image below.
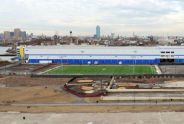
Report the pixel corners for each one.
[17,46,184,64]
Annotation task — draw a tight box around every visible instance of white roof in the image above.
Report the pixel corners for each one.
[23,45,184,50]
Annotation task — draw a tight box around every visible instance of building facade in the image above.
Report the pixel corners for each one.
[17,46,184,64]
[21,31,27,40]
[14,28,21,40]
[4,31,11,40]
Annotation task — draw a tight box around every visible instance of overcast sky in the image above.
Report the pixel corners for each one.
[0,0,184,36]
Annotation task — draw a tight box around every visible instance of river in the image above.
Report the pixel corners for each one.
[0,46,14,61]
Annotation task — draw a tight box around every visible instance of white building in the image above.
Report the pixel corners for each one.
[17,46,184,64]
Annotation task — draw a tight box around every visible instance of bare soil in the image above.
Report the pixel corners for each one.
[0,61,12,67]
[0,88,75,104]
[4,64,45,72]
[0,76,71,87]
[0,105,184,113]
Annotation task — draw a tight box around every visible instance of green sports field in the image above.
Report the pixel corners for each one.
[44,65,157,75]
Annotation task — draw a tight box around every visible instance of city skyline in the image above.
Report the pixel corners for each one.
[0,0,184,36]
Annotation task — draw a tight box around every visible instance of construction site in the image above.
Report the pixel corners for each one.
[1,45,184,113]
[1,62,184,113]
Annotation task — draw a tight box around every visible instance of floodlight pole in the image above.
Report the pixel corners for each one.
[61,58,63,73]
[134,58,136,74]
[133,59,135,74]
[133,50,137,74]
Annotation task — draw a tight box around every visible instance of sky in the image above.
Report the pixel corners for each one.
[0,0,184,36]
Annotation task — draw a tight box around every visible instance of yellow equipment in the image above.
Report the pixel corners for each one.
[20,46,25,58]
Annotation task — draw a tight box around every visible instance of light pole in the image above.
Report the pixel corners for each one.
[133,50,137,74]
[60,56,63,74]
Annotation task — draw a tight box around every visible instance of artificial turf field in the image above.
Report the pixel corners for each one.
[44,65,157,75]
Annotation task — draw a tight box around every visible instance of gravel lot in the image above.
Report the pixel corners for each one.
[159,65,184,74]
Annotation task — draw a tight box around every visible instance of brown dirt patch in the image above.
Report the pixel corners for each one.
[0,76,71,87]
[0,87,74,104]
[0,61,12,66]
[84,97,101,103]
[0,105,184,113]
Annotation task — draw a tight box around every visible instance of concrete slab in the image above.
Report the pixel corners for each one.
[159,65,184,74]
[0,112,184,124]
[101,96,184,101]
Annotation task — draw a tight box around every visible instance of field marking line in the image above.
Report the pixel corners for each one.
[39,65,63,74]
[155,65,162,74]
[151,66,155,74]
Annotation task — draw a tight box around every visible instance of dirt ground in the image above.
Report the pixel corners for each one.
[84,97,101,103]
[0,64,46,72]
[0,88,75,104]
[1,75,184,113]
[0,61,12,67]
[0,105,184,113]
[0,76,71,87]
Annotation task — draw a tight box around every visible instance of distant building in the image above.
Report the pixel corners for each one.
[29,33,33,38]
[4,31,11,40]
[10,32,14,37]
[96,25,100,38]
[111,33,115,39]
[0,33,3,40]
[14,28,21,40]
[21,31,26,40]
[3,28,27,42]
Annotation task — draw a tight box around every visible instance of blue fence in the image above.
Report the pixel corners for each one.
[28,59,162,64]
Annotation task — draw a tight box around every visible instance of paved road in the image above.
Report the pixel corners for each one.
[1,102,184,107]
[1,112,184,124]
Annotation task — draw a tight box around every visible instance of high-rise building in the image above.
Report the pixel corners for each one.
[4,31,11,40]
[14,28,21,40]
[21,31,26,40]
[0,33,3,40]
[10,32,14,37]
[3,28,27,41]
[96,25,100,38]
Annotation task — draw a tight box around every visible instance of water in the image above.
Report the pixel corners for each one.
[0,46,14,61]
[0,46,11,54]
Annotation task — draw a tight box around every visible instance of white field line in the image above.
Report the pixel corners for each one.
[151,66,156,74]
[155,65,162,74]
[39,65,62,74]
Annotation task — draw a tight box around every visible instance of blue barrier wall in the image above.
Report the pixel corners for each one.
[28,59,162,64]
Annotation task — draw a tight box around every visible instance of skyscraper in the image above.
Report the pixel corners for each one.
[0,33,3,40]
[10,32,14,37]
[21,31,27,40]
[96,25,100,38]
[4,31,11,40]
[14,28,21,40]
